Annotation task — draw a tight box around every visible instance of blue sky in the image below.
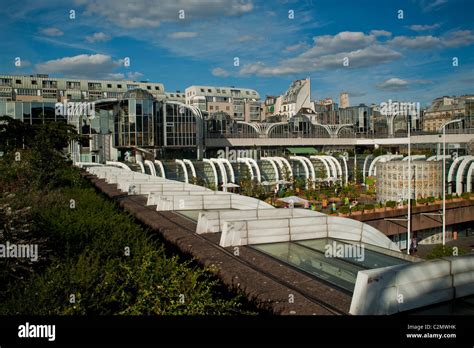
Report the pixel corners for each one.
[1,0,473,106]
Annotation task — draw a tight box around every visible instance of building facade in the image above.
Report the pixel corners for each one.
[185,85,263,122]
[340,92,349,109]
[422,95,474,132]
[0,74,172,102]
[376,161,443,203]
[278,78,311,118]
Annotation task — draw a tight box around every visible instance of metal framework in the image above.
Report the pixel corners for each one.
[175,159,189,183]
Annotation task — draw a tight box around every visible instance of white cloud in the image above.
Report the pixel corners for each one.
[310,31,377,55]
[370,30,392,37]
[378,78,409,90]
[285,43,309,52]
[211,67,230,77]
[377,78,432,91]
[389,30,474,49]
[389,35,441,49]
[239,31,402,77]
[79,0,253,28]
[236,35,258,42]
[35,54,122,79]
[408,23,441,31]
[127,71,144,80]
[419,0,448,12]
[106,73,125,80]
[168,31,199,39]
[85,32,111,43]
[40,27,63,37]
[442,30,474,47]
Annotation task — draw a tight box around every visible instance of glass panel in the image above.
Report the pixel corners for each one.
[296,239,408,269]
[0,102,6,116]
[22,102,31,124]
[43,103,55,122]
[14,102,23,120]
[6,102,15,117]
[253,242,362,292]
[31,102,43,124]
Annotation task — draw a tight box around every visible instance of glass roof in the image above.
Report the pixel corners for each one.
[408,295,474,315]
[252,238,410,292]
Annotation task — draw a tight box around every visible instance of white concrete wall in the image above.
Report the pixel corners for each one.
[350,255,474,315]
[196,208,321,234]
[147,190,226,205]
[155,194,272,211]
[219,215,400,251]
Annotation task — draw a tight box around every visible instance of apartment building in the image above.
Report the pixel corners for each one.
[278,77,311,118]
[0,74,166,102]
[422,95,474,132]
[185,85,263,122]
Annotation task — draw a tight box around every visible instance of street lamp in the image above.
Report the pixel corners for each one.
[439,118,463,246]
[407,114,411,254]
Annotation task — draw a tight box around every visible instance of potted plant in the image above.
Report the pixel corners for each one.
[339,205,350,216]
[351,204,364,215]
[364,203,375,213]
[375,202,385,212]
[385,200,397,210]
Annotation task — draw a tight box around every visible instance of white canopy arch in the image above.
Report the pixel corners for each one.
[175,159,189,183]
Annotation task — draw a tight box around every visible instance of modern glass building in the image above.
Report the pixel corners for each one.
[0,89,204,162]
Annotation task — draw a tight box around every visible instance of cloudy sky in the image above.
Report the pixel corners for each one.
[1,0,473,106]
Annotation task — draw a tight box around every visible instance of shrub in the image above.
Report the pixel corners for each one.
[385,200,397,208]
[364,204,375,211]
[426,245,467,260]
[0,167,253,315]
[339,206,350,214]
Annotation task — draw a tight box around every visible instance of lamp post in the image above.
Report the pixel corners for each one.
[439,119,462,246]
[407,115,411,254]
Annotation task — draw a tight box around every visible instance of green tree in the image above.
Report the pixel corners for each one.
[0,116,32,152]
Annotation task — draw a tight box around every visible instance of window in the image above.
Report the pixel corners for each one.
[208,89,212,93]
[117,84,122,88]
[66,81,81,89]
[226,106,230,111]
[42,80,57,88]
[216,106,219,111]
[17,89,37,96]
[147,86,151,90]
[170,94,174,97]
[107,83,112,88]
[0,78,12,86]
[16,80,21,84]
[200,88,205,92]
[88,82,102,90]
[209,106,213,110]
[32,80,37,85]
[155,86,160,90]
[216,89,221,93]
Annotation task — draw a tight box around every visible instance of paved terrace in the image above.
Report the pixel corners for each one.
[81,165,474,315]
[205,133,473,147]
